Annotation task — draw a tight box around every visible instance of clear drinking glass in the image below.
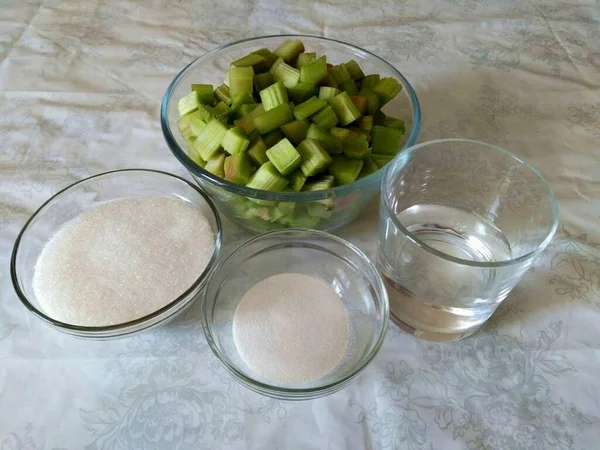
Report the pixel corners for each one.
[377,139,559,341]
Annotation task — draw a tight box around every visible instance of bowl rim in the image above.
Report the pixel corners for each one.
[10,168,223,337]
[201,228,390,397]
[382,138,560,268]
[161,34,422,202]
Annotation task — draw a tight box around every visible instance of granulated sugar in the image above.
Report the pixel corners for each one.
[32,196,215,326]
[232,273,350,384]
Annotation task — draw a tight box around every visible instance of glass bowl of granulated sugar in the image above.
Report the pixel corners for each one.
[11,169,222,338]
[202,229,389,400]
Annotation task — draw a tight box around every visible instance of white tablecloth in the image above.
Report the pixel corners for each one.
[1,1,599,448]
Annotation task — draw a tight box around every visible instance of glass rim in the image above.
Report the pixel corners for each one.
[160,33,422,202]
[201,228,390,397]
[10,168,223,337]
[381,138,560,268]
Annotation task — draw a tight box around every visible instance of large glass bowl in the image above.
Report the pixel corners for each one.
[10,169,222,339]
[202,229,389,400]
[161,35,421,233]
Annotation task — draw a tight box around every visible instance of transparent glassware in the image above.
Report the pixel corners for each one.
[377,139,559,341]
[202,229,389,400]
[161,34,421,233]
[11,169,222,339]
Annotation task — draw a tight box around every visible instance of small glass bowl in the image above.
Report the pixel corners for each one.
[10,169,222,339]
[202,228,389,400]
[161,34,421,233]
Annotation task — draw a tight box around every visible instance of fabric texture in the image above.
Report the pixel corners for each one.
[1,0,599,448]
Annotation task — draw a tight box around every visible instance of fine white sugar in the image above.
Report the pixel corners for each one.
[232,273,350,384]
[33,196,215,326]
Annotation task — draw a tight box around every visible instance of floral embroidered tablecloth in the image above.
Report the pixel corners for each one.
[1,1,599,449]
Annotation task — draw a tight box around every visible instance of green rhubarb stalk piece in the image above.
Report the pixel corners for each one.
[264,205,284,223]
[188,147,206,168]
[371,153,395,168]
[304,175,337,210]
[204,152,226,177]
[311,105,338,129]
[248,129,260,141]
[297,139,333,176]
[191,84,215,105]
[344,60,365,80]
[372,77,402,105]
[228,66,254,98]
[215,84,232,105]
[253,103,294,134]
[178,91,200,117]
[307,203,333,219]
[222,126,250,155]
[188,112,207,136]
[179,111,210,139]
[348,127,371,141]
[340,79,358,95]
[234,104,264,134]
[318,86,340,101]
[266,138,302,175]
[384,116,405,132]
[263,129,285,148]
[228,196,250,216]
[272,61,300,88]
[193,119,228,161]
[329,64,351,84]
[230,92,256,118]
[359,88,380,115]
[371,125,404,155]
[273,39,305,63]
[306,124,343,154]
[276,201,296,216]
[247,138,269,165]
[358,156,379,178]
[300,56,327,85]
[293,96,327,120]
[329,155,363,185]
[288,170,307,192]
[343,134,370,159]
[237,103,258,119]
[281,119,310,145]
[361,74,380,90]
[287,82,318,104]
[246,162,289,191]
[251,48,278,71]
[296,52,316,69]
[212,101,231,118]
[177,115,194,140]
[259,80,289,111]
[231,53,268,72]
[224,152,253,184]
[231,53,264,67]
[194,102,231,124]
[269,57,284,75]
[359,115,373,131]
[329,91,361,125]
[330,126,357,142]
[350,95,368,115]
[373,110,387,126]
[254,72,274,92]
[303,175,335,191]
[319,72,339,88]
